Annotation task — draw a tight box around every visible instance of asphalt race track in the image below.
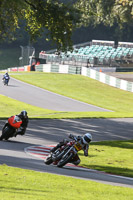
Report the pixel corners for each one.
[0,75,133,188]
[0,74,110,112]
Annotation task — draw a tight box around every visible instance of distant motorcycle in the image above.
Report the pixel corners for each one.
[45,136,82,168]
[0,115,22,140]
[2,77,10,86]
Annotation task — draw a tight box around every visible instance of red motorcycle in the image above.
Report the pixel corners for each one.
[45,136,82,168]
[0,115,22,140]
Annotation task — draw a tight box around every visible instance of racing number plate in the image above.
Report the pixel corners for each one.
[74,142,82,151]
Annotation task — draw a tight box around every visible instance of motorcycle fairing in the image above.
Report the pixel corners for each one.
[8,115,22,128]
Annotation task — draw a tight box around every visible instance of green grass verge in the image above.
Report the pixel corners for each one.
[1,94,125,119]
[80,140,133,178]
[0,165,133,200]
[0,94,61,119]
[1,93,133,119]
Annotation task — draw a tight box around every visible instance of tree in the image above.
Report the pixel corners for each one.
[0,0,24,41]
[0,0,80,51]
[0,0,133,52]
[75,0,133,27]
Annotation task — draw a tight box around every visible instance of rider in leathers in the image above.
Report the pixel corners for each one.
[1,110,28,138]
[51,133,92,165]
[16,110,29,136]
[3,72,10,85]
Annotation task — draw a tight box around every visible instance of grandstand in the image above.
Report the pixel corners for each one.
[39,40,133,69]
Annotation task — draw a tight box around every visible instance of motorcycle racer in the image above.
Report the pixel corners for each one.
[2,72,10,85]
[1,110,29,137]
[50,133,92,165]
[16,110,29,136]
[0,110,28,140]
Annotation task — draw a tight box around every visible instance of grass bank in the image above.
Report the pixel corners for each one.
[1,92,133,119]
[0,94,60,119]
[80,140,133,178]
[0,165,132,200]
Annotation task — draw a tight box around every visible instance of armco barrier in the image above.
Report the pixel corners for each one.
[8,67,18,72]
[68,66,81,74]
[81,67,133,92]
[8,66,28,72]
[35,64,44,72]
[51,64,59,73]
[6,64,133,93]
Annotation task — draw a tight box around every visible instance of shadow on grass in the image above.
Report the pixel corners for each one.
[0,186,48,196]
[78,152,97,158]
[91,140,133,149]
[82,164,133,178]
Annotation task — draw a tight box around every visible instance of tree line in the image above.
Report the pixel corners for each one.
[0,0,133,51]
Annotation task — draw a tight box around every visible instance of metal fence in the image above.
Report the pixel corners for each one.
[19,46,35,66]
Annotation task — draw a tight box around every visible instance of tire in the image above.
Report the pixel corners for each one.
[52,146,70,162]
[52,150,65,162]
[57,152,73,168]
[1,126,12,140]
[44,156,53,165]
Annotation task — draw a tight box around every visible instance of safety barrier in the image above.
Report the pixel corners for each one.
[8,65,29,72]
[35,64,133,92]
[81,67,133,92]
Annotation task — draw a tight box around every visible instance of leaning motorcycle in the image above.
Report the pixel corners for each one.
[44,142,68,165]
[45,137,82,168]
[0,115,22,140]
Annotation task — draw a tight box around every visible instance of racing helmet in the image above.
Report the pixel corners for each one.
[82,133,92,144]
[20,110,27,118]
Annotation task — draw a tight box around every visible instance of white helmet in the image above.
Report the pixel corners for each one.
[82,133,92,144]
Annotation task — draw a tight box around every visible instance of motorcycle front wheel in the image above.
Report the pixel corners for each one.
[0,126,12,140]
[44,155,53,165]
[57,152,73,168]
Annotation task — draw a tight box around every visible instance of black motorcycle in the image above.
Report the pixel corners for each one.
[0,115,22,140]
[45,136,82,168]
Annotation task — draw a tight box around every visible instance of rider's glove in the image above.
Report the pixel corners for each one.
[69,134,74,139]
[77,136,82,140]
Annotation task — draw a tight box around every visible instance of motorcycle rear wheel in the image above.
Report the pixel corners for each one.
[57,152,73,168]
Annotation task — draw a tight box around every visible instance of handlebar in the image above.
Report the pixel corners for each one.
[69,134,78,141]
